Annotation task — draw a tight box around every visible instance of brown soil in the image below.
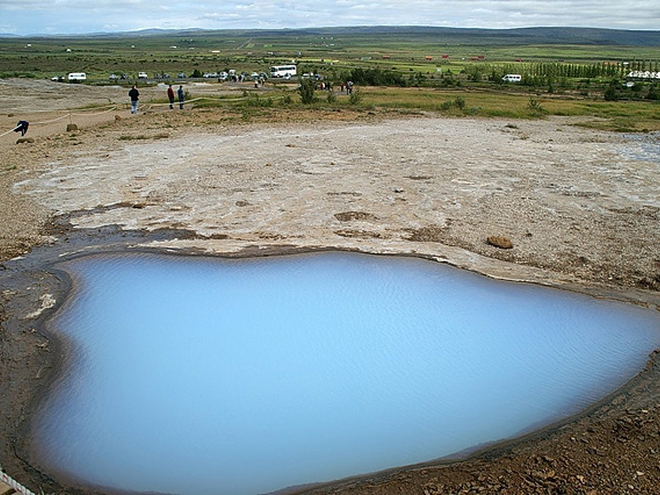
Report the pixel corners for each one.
[1,78,660,495]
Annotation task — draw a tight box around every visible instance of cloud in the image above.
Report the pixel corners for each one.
[1,0,658,35]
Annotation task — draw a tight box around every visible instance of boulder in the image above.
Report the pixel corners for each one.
[487,235,514,249]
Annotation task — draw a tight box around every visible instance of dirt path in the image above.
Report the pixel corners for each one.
[1,79,660,495]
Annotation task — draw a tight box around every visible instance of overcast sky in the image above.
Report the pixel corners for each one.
[1,0,658,36]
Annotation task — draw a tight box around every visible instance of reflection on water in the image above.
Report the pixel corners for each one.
[34,252,660,495]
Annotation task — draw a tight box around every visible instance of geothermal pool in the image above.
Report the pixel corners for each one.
[34,251,660,495]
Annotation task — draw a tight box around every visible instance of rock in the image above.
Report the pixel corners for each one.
[335,211,378,222]
[16,137,34,144]
[115,115,122,121]
[66,123,78,132]
[487,235,514,249]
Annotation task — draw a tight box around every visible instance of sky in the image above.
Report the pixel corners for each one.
[1,0,658,36]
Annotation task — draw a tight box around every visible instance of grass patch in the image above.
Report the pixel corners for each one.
[351,86,660,129]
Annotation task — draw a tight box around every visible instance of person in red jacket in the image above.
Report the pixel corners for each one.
[167,84,175,109]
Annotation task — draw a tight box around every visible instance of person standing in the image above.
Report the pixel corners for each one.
[167,84,175,109]
[177,85,185,109]
[128,85,140,114]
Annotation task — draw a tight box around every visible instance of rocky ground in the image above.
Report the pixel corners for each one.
[1,78,660,494]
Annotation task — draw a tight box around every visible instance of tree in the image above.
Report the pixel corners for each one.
[604,80,619,101]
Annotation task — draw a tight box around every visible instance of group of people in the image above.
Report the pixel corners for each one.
[340,81,354,94]
[128,84,185,114]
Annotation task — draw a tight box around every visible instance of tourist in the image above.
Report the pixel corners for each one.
[167,84,175,109]
[128,85,139,114]
[177,85,185,109]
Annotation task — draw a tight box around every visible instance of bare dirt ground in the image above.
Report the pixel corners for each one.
[1,78,660,494]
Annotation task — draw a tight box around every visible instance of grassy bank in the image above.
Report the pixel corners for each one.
[200,85,660,132]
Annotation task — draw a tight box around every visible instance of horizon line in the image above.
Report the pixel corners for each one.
[3,24,660,38]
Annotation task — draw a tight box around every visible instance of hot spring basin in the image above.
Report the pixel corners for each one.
[34,251,660,495]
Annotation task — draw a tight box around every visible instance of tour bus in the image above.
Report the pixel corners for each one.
[270,65,297,79]
[67,72,87,82]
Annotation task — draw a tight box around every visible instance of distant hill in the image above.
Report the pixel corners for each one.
[7,26,660,47]
[273,26,660,46]
[114,26,660,47]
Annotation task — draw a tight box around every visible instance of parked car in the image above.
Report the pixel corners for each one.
[177,72,187,78]
[108,73,119,81]
[138,72,148,79]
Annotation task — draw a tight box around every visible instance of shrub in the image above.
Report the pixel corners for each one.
[244,93,273,107]
[438,97,466,112]
[528,97,545,113]
[298,79,316,104]
[348,87,363,105]
[604,80,619,101]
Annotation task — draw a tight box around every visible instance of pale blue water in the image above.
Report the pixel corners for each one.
[35,252,660,495]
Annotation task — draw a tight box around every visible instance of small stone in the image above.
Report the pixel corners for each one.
[66,123,78,132]
[487,235,514,249]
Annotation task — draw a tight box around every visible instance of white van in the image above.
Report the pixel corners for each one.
[502,74,522,83]
[67,72,87,81]
[138,72,148,79]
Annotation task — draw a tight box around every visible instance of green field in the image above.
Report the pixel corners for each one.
[1,26,659,130]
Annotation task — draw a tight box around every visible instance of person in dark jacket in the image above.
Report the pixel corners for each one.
[129,86,140,114]
[177,85,185,109]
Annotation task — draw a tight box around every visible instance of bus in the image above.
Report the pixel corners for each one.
[270,65,297,79]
